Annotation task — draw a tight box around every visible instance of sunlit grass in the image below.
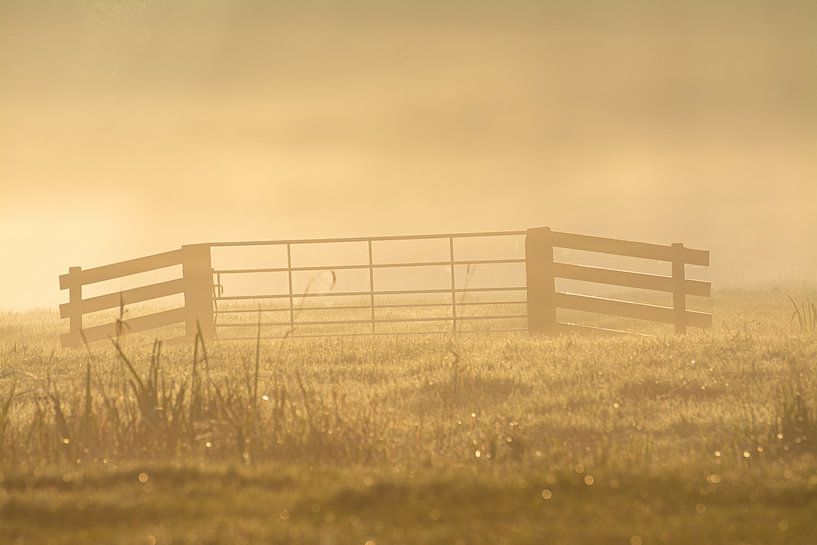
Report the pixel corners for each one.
[0,287,816,544]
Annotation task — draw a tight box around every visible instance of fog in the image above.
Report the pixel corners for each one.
[1,0,815,309]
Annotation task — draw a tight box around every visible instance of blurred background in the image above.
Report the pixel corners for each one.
[1,0,815,309]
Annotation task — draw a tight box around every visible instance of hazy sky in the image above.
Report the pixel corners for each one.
[1,0,815,309]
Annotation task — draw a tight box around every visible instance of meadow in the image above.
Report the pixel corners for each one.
[1,287,816,544]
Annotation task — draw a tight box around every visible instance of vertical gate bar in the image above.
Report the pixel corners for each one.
[525,227,557,335]
[287,243,294,334]
[671,242,687,334]
[368,240,375,334]
[450,236,457,334]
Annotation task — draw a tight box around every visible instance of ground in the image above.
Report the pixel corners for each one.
[1,287,816,544]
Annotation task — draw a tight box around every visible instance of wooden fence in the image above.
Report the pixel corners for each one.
[525,227,711,335]
[59,244,214,348]
[59,228,711,347]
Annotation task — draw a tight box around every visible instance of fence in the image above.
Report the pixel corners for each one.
[526,227,711,335]
[59,228,711,347]
[58,244,214,348]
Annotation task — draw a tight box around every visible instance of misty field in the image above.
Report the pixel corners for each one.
[1,288,816,545]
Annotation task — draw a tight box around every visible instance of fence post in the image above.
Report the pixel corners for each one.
[525,227,557,335]
[182,244,215,340]
[62,266,83,348]
[671,242,687,334]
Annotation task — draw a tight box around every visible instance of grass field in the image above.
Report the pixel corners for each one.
[1,287,816,544]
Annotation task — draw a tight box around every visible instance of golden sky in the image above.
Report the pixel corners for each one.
[1,1,815,308]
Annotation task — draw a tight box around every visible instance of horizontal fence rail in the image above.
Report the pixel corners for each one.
[550,230,710,265]
[58,249,184,290]
[58,227,711,346]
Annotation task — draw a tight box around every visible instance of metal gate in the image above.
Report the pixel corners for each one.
[208,231,529,340]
